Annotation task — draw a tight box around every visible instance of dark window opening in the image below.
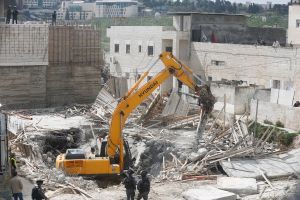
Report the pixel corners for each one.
[138,45,142,53]
[148,46,154,56]
[166,47,172,52]
[211,60,225,66]
[126,44,130,54]
[114,44,119,53]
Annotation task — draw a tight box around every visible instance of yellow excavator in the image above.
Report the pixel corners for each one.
[56,51,213,175]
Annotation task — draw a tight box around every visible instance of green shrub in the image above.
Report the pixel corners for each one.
[263,119,273,125]
[278,132,299,146]
[275,121,284,128]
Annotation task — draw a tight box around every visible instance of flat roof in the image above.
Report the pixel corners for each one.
[167,12,246,17]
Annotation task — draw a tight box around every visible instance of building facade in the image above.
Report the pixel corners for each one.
[288,0,300,46]
[57,0,138,20]
[107,11,300,101]
[107,25,190,93]
[95,0,138,18]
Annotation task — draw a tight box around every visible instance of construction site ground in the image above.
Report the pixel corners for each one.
[7,89,300,200]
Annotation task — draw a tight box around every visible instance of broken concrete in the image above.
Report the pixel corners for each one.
[182,186,237,200]
[220,148,300,179]
[217,177,258,196]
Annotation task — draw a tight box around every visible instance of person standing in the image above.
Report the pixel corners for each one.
[137,171,150,200]
[32,180,48,200]
[6,5,12,24]
[12,6,18,24]
[51,11,56,25]
[123,169,136,200]
[10,153,17,175]
[9,171,24,200]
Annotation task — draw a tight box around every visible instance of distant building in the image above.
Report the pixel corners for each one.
[23,0,58,9]
[23,0,38,8]
[57,0,138,20]
[94,0,138,18]
[58,1,94,20]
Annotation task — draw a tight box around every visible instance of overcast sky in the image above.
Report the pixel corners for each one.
[229,0,289,4]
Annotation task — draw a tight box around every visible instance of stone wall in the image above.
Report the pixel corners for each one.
[250,99,300,131]
[190,13,286,45]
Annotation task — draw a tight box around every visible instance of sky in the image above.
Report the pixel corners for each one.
[228,0,290,4]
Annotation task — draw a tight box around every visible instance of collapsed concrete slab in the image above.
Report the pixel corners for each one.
[217,177,258,196]
[220,148,300,179]
[182,186,237,200]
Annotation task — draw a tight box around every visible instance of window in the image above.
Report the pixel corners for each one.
[208,76,212,81]
[211,60,225,66]
[272,80,281,89]
[126,44,130,54]
[166,47,172,52]
[147,46,154,56]
[114,44,119,53]
[138,45,142,53]
[297,19,300,28]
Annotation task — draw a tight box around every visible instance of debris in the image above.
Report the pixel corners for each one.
[217,177,258,196]
[182,186,237,200]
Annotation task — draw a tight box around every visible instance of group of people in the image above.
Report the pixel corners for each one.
[9,153,48,200]
[6,6,19,24]
[123,169,151,200]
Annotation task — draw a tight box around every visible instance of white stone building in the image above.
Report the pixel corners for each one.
[58,1,94,20]
[107,25,190,93]
[95,0,138,18]
[107,6,300,101]
[23,0,38,8]
[288,0,300,46]
[57,0,138,20]
[23,0,57,8]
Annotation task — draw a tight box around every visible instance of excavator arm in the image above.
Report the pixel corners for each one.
[106,52,205,170]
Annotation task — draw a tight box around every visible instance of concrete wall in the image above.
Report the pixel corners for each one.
[210,83,256,115]
[0,25,48,66]
[47,26,102,106]
[190,42,300,100]
[288,4,300,45]
[0,25,103,109]
[0,65,47,109]
[250,99,300,131]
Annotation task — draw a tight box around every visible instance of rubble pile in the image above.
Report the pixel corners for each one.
[138,139,176,176]
[43,128,82,157]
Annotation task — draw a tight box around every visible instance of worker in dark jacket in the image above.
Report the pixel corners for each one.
[6,5,12,24]
[32,180,48,200]
[137,170,150,200]
[122,168,136,200]
[12,6,18,24]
